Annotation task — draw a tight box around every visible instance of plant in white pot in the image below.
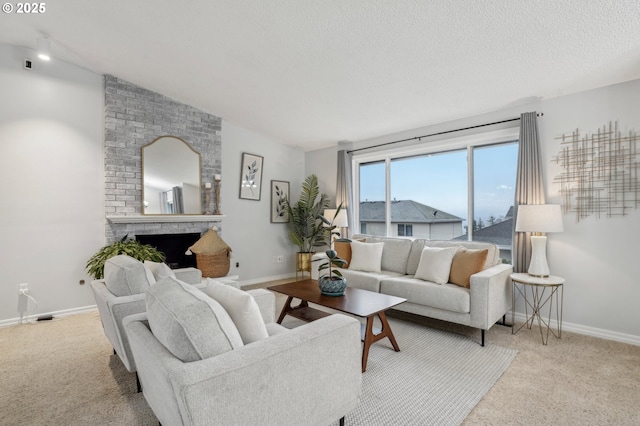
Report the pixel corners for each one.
[316,249,348,296]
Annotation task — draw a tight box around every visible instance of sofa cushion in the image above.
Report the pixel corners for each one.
[449,248,489,288]
[146,276,243,362]
[380,277,471,314]
[104,255,154,296]
[414,246,459,284]
[338,268,404,293]
[333,239,365,268]
[349,240,384,273]
[144,260,176,283]
[367,237,413,274]
[406,239,426,276]
[202,280,269,344]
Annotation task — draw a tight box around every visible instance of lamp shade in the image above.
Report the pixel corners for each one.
[515,204,564,233]
[324,209,348,228]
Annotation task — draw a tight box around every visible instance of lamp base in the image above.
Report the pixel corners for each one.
[528,235,550,277]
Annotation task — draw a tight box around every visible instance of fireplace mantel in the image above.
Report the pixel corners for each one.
[106,215,225,224]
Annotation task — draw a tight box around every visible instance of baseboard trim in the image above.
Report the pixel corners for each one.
[0,305,98,328]
[238,273,296,287]
[510,311,640,346]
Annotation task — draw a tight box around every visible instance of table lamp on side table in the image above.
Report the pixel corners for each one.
[515,204,564,277]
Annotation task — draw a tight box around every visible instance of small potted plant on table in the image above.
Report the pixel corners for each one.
[316,249,348,296]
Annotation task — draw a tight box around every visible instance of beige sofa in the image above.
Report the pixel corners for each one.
[312,235,513,345]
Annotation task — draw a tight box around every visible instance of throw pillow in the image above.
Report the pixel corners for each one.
[414,246,459,285]
[449,248,489,288]
[104,255,154,296]
[349,240,384,273]
[144,260,176,283]
[333,239,365,268]
[146,276,244,362]
[203,280,269,344]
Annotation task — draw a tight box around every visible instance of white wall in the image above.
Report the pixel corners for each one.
[221,121,305,284]
[0,44,104,323]
[305,78,640,343]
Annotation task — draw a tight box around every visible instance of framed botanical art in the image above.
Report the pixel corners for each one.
[270,180,290,223]
[239,152,263,200]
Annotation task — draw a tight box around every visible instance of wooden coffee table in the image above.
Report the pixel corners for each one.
[268,279,406,372]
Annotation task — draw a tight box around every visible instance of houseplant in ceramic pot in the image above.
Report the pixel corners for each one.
[316,249,348,296]
[284,174,330,274]
[85,234,165,280]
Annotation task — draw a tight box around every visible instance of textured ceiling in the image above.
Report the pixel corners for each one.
[2,0,640,151]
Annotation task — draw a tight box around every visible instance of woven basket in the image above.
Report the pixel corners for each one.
[196,250,231,278]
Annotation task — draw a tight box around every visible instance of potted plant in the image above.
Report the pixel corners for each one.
[284,174,330,274]
[86,235,166,280]
[316,249,348,296]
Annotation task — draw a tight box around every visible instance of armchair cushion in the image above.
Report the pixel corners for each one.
[203,280,269,344]
[146,276,243,362]
[143,260,175,282]
[104,255,153,296]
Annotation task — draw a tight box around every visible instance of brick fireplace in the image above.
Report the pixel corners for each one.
[103,75,223,244]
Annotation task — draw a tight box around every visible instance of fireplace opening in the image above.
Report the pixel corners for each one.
[136,233,201,269]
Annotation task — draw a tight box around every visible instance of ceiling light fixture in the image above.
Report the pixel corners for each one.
[37,37,51,61]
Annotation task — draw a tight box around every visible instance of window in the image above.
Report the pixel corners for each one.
[353,129,518,261]
[397,224,413,237]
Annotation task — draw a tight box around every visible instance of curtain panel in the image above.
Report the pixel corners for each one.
[512,112,545,273]
[336,150,354,237]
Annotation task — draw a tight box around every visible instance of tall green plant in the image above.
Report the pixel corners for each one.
[85,235,166,280]
[285,174,330,253]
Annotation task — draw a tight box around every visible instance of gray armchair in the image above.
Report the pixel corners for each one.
[124,279,362,426]
[91,255,204,374]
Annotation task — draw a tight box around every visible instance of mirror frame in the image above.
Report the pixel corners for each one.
[142,136,202,215]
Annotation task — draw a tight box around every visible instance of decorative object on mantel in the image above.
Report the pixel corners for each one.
[316,249,348,296]
[85,235,165,279]
[213,174,222,215]
[552,122,639,221]
[204,182,212,215]
[187,227,232,278]
[239,152,263,200]
[270,180,290,223]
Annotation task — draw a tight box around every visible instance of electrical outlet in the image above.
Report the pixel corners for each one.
[276,255,284,263]
[19,283,29,295]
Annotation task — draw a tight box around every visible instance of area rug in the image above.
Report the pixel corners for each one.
[283,315,517,426]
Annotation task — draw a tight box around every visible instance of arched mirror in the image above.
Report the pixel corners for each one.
[142,136,201,214]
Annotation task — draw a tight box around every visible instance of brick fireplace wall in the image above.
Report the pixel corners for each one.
[104,75,223,243]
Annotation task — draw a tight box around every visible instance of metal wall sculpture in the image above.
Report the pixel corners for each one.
[552,122,639,222]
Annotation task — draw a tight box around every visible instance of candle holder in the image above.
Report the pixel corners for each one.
[214,177,222,215]
[204,183,212,215]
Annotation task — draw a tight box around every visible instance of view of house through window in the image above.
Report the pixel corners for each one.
[357,138,518,262]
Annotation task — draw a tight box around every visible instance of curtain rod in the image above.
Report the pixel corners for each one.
[347,112,543,154]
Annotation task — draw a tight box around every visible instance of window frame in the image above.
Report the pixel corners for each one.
[352,127,520,240]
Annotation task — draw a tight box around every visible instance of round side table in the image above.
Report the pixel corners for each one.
[511,273,565,345]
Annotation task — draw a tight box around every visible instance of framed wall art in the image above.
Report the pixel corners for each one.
[239,153,263,200]
[270,180,290,223]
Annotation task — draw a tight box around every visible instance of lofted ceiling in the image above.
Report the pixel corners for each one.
[2,0,640,151]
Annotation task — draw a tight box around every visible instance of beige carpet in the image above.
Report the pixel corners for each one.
[1,302,639,425]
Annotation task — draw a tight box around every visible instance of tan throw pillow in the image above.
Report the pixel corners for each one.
[449,248,489,288]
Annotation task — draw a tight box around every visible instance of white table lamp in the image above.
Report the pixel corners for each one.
[324,208,349,243]
[515,204,564,277]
